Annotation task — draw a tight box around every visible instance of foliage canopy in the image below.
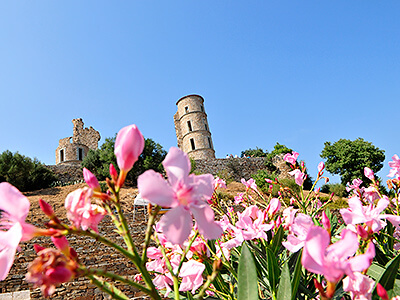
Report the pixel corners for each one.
[82,136,167,185]
[320,138,385,185]
[0,150,58,192]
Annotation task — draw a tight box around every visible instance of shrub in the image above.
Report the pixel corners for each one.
[320,183,347,198]
[0,150,58,192]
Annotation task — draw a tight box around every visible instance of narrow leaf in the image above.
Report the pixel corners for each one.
[266,247,280,296]
[277,262,291,300]
[291,250,302,300]
[271,225,284,255]
[238,242,259,300]
[374,252,400,292]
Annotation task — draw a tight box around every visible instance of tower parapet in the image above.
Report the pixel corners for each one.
[174,95,215,160]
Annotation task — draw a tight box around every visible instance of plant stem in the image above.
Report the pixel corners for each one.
[142,205,161,262]
[87,274,130,300]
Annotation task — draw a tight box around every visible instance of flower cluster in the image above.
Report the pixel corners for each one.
[2,124,400,300]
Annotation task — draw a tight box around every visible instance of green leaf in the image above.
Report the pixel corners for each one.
[374,252,400,293]
[238,242,259,300]
[266,247,280,296]
[291,250,302,300]
[271,226,284,255]
[277,262,291,300]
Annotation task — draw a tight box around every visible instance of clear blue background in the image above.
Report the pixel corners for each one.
[0,1,399,185]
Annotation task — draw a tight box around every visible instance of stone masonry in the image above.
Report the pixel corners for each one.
[174,95,215,160]
[55,119,100,165]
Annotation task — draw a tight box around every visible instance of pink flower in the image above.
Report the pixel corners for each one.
[347,178,364,193]
[64,188,106,232]
[289,169,306,186]
[138,147,222,245]
[266,198,281,217]
[388,154,400,179]
[282,213,313,252]
[282,207,298,230]
[26,245,76,297]
[364,167,375,181]
[114,124,145,172]
[283,151,299,165]
[343,272,375,300]
[179,260,205,293]
[340,196,389,232]
[0,182,46,280]
[234,193,245,205]
[83,168,101,192]
[213,177,226,189]
[241,178,257,191]
[302,226,375,283]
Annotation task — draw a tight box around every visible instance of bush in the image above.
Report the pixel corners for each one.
[252,169,300,198]
[320,183,347,198]
[0,150,58,192]
[82,136,167,185]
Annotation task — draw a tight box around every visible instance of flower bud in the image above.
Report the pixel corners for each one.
[318,161,325,173]
[39,199,55,218]
[322,211,331,232]
[377,283,389,300]
[51,236,70,256]
[364,167,375,181]
[83,168,101,192]
[109,163,118,182]
[114,124,144,172]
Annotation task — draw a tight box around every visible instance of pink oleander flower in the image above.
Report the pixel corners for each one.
[282,207,298,230]
[282,213,313,252]
[179,260,205,293]
[343,272,375,300]
[302,226,375,283]
[346,178,364,194]
[26,243,77,297]
[138,147,222,245]
[266,198,281,217]
[241,178,257,191]
[234,193,244,205]
[363,186,380,204]
[289,169,306,186]
[340,196,392,233]
[364,167,375,181]
[284,151,299,165]
[0,182,51,280]
[388,154,400,179]
[114,124,145,172]
[64,188,106,232]
[83,168,101,192]
[213,177,226,189]
[234,205,274,241]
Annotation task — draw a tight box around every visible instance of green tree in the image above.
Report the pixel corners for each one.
[241,147,268,158]
[320,138,385,185]
[0,150,58,192]
[82,136,167,185]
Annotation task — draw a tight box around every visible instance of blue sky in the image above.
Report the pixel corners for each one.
[0,1,399,185]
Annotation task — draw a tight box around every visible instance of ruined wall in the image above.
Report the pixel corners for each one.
[0,189,148,299]
[193,154,292,182]
[47,163,83,183]
[55,119,100,165]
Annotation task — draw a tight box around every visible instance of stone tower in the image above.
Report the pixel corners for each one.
[174,95,215,160]
[55,118,101,165]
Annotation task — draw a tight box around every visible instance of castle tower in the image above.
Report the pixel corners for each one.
[174,95,215,160]
[55,118,101,165]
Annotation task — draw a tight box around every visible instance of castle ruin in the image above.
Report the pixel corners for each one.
[55,118,100,165]
[174,95,215,160]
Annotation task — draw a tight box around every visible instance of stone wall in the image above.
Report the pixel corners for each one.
[47,163,83,184]
[0,189,148,300]
[193,154,291,182]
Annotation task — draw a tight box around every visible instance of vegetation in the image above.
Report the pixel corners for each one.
[320,138,385,185]
[0,150,58,192]
[82,136,167,185]
[320,183,347,198]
